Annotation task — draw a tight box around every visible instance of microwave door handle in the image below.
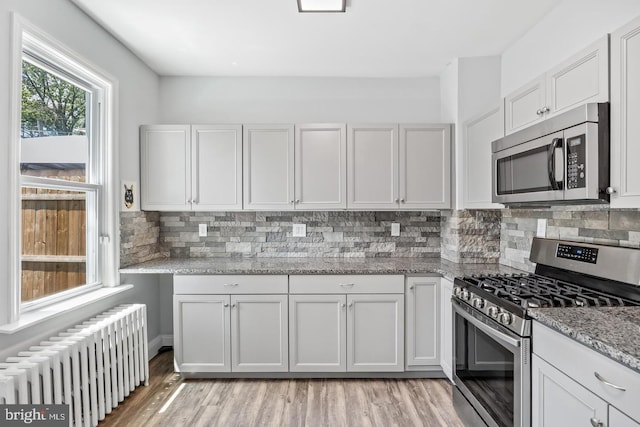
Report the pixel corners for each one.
[547,137,563,190]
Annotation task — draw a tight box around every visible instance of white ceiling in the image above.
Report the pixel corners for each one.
[72,0,562,78]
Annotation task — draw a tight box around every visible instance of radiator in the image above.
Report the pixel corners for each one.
[0,304,149,427]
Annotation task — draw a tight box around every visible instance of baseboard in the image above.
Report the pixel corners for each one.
[161,334,173,347]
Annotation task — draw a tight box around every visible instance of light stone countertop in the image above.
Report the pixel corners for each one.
[119,257,525,281]
[529,307,640,374]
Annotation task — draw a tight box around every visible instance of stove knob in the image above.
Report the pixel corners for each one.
[472,298,486,309]
[461,290,471,301]
[498,312,513,326]
[453,287,463,297]
[488,307,499,318]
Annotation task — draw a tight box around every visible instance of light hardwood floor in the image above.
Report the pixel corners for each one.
[99,351,465,427]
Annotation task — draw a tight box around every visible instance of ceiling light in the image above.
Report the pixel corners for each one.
[297,0,346,13]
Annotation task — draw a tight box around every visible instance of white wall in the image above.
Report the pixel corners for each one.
[439,56,501,209]
[501,0,640,95]
[159,76,441,123]
[0,0,162,352]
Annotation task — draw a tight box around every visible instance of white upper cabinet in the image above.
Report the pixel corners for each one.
[504,75,547,134]
[243,124,295,210]
[611,16,640,208]
[347,124,399,210]
[141,124,242,211]
[140,125,191,211]
[347,124,451,210]
[191,125,243,210]
[295,124,347,210]
[399,124,451,209]
[462,104,504,209]
[505,36,609,135]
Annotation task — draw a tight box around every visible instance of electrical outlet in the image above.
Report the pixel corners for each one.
[536,219,547,238]
[199,223,208,237]
[391,223,400,236]
[292,224,306,237]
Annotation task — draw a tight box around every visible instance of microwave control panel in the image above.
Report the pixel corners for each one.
[566,134,586,189]
[557,243,598,264]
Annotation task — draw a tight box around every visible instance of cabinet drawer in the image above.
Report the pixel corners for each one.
[289,275,404,294]
[533,322,640,421]
[174,275,288,294]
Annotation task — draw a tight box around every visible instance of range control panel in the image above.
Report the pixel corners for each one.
[566,134,586,189]
[556,243,598,264]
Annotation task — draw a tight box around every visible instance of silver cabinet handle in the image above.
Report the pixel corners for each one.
[348,302,353,308]
[542,106,550,113]
[536,109,543,116]
[339,283,355,287]
[394,198,399,203]
[295,199,300,203]
[223,303,229,307]
[590,417,604,427]
[231,303,236,308]
[400,198,405,203]
[594,371,626,391]
[290,200,294,204]
[223,283,239,287]
[409,285,414,290]
[606,187,617,195]
[341,303,346,309]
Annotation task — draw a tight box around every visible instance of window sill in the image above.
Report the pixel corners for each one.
[0,285,133,334]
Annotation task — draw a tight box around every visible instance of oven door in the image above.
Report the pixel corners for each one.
[452,299,530,427]
[492,130,565,204]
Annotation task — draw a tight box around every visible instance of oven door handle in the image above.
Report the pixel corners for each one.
[453,301,521,349]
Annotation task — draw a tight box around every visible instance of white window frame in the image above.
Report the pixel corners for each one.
[9,15,119,322]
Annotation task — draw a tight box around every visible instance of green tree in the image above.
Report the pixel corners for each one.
[21,61,86,136]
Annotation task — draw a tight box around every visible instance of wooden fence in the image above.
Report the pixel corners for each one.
[21,171,87,303]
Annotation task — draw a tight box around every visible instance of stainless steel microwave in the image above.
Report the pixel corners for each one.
[492,103,610,206]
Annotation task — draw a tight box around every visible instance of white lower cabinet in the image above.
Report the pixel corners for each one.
[347,293,404,372]
[231,294,288,372]
[289,275,405,373]
[532,354,608,427]
[289,294,346,372]
[173,275,288,373]
[405,277,440,369]
[173,294,231,373]
[440,278,453,380]
[533,323,640,427]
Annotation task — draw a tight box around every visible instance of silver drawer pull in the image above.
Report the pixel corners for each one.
[590,417,603,427]
[339,283,355,287]
[594,371,626,391]
[223,283,239,287]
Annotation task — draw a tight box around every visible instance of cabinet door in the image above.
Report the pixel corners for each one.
[399,125,451,209]
[611,16,640,208]
[440,278,453,381]
[140,125,191,210]
[295,124,347,210]
[504,76,546,135]
[231,294,288,372]
[347,124,398,209]
[173,294,230,373]
[546,36,609,118]
[462,104,505,209]
[243,125,295,210]
[532,354,608,427]
[610,406,640,427]
[191,125,242,210]
[347,294,404,372]
[289,294,346,372]
[405,277,440,368]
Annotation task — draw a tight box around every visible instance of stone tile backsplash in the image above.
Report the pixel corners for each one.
[500,206,640,272]
[158,211,442,258]
[120,211,168,267]
[441,210,501,264]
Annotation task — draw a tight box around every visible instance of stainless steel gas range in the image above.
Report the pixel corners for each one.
[452,237,640,427]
